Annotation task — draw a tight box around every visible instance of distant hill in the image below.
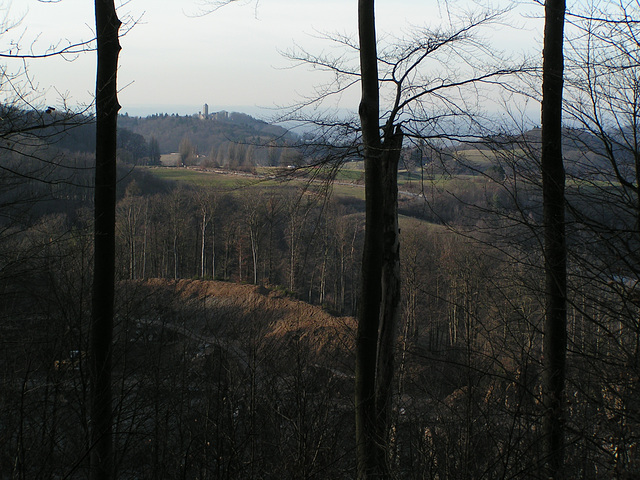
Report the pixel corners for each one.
[461,127,627,178]
[32,111,301,168]
[118,112,294,159]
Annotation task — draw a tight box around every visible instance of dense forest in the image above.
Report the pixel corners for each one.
[2,0,640,479]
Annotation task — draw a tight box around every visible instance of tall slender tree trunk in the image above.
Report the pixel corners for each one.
[355,0,402,477]
[541,0,567,477]
[289,215,298,292]
[238,238,243,282]
[142,199,148,279]
[201,210,207,278]
[128,206,135,279]
[211,223,216,279]
[250,226,258,284]
[91,1,121,478]
[173,227,179,280]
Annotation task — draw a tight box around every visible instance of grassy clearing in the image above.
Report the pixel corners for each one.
[144,165,499,205]
[455,147,531,167]
[144,166,367,199]
[145,167,289,191]
[331,183,366,201]
[146,168,242,187]
[454,148,500,167]
[399,214,446,232]
[335,169,364,182]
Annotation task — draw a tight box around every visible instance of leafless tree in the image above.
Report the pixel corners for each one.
[540,0,567,477]
[282,4,525,477]
[90,0,121,478]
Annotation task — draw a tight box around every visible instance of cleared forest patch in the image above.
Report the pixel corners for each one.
[122,278,356,371]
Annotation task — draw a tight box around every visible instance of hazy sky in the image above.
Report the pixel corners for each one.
[8,0,540,118]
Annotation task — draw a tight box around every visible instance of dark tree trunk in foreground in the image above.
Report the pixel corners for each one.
[90,1,121,478]
[355,0,402,477]
[541,0,567,478]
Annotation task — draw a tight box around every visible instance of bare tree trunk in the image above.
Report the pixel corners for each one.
[211,222,216,279]
[250,227,258,285]
[238,238,243,283]
[355,1,402,477]
[90,0,121,478]
[201,210,207,278]
[355,0,384,472]
[142,199,148,279]
[289,210,298,292]
[173,234,179,280]
[127,206,135,279]
[541,0,567,477]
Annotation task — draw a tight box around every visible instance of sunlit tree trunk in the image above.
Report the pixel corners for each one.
[541,0,567,477]
[90,0,121,478]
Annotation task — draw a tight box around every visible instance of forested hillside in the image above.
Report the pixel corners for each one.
[2,116,639,476]
[40,110,302,169]
[119,111,291,153]
[118,112,300,168]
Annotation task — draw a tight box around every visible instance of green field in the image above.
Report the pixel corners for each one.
[143,164,496,205]
[454,148,497,167]
[147,167,281,189]
[144,166,368,201]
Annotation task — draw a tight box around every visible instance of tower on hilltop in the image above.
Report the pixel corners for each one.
[203,103,209,118]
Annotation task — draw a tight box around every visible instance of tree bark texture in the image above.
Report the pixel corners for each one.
[541,0,567,478]
[91,1,121,479]
[355,0,402,477]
